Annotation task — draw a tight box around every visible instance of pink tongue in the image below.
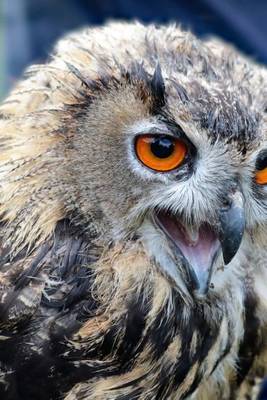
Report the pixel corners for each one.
[156,212,220,292]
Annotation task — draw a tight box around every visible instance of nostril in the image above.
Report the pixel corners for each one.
[221,183,240,211]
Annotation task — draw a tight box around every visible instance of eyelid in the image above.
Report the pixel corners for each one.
[137,129,176,137]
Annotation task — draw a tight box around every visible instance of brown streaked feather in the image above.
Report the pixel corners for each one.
[0,219,243,399]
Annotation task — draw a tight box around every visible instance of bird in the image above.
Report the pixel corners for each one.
[0,21,266,400]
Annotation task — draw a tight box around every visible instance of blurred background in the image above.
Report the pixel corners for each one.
[0,0,267,397]
[1,0,267,99]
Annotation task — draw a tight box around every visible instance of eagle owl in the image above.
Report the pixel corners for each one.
[0,21,267,400]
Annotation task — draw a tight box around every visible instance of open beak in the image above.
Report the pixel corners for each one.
[154,191,245,295]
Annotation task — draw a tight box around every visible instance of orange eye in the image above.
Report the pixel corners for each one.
[255,151,267,185]
[135,134,187,172]
[255,168,267,185]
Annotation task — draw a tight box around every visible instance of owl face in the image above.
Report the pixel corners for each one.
[69,27,267,299]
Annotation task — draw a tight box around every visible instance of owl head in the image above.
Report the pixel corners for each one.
[1,22,267,301]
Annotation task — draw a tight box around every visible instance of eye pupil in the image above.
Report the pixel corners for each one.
[256,150,267,171]
[151,137,174,158]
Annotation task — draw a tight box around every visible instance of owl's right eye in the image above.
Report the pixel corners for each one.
[255,150,267,185]
[135,134,187,172]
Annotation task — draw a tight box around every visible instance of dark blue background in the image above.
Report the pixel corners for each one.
[3,1,267,397]
[4,0,267,82]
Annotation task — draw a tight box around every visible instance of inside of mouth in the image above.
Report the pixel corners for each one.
[154,210,220,291]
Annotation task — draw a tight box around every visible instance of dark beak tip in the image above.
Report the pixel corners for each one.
[222,250,236,266]
[219,191,245,267]
[219,211,245,266]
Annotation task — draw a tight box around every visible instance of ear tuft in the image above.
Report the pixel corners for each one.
[150,62,165,110]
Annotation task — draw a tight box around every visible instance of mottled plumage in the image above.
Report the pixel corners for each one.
[0,22,266,400]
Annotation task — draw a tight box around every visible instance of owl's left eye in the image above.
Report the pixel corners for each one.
[255,150,267,185]
[135,134,187,172]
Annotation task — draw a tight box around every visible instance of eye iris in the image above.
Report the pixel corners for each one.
[135,134,187,172]
[255,167,267,185]
[151,137,174,158]
[255,150,267,185]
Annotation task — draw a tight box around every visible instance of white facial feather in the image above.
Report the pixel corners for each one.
[123,117,267,297]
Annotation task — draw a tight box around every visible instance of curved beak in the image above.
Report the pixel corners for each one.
[218,191,245,265]
[154,190,246,296]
